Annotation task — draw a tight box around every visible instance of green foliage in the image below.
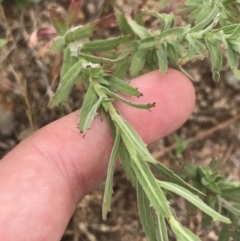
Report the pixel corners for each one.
[48,0,240,240]
[174,135,188,157]
[0,0,40,8]
[183,159,240,240]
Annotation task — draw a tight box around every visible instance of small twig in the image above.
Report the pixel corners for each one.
[222,143,233,164]
[0,5,17,63]
[8,61,35,133]
[78,222,97,241]
[90,223,120,232]
[152,114,240,159]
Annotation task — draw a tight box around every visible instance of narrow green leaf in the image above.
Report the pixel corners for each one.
[139,36,156,50]
[81,35,134,52]
[98,77,110,86]
[50,36,66,54]
[102,128,121,220]
[221,24,240,39]
[109,110,158,165]
[118,120,157,165]
[126,17,151,39]
[100,86,155,109]
[49,9,68,35]
[189,5,219,33]
[66,0,82,26]
[156,44,168,73]
[49,61,81,107]
[156,213,169,241]
[135,11,144,26]
[193,4,212,24]
[168,40,187,58]
[167,43,193,79]
[113,60,129,79]
[222,201,240,217]
[137,183,158,241]
[115,11,134,35]
[131,155,171,217]
[185,33,198,60]
[104,75,142,97]
[159,181,231,224]
[60,47,77,79]
[119,140,137,187]
[146,49,159,71]
[218,224,229,241]
[168,215,201,241]
[78,52,130,64]
[157,27,188,44]
[205,38,222,81]
[81,96,103,134]
[65,14,116,43]
[130,50,148,77]
[151,163,204,196]
[194,39,207,60]
[65,25,94,43]
[79,84,100,134]
[227,43,240,79]
[80,75,97,99]
[220,186,240,203]
[142,10,174,31]
[228,39,240,54]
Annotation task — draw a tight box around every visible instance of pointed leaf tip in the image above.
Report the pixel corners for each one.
[49,9,68,35]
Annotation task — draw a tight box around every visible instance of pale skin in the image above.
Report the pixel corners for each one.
[0,69,195,241]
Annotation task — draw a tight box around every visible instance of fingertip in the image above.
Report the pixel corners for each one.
[116,69,195,143]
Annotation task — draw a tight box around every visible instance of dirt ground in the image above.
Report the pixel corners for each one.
[0,1,240,241]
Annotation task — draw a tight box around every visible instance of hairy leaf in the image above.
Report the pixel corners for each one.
[218,224,229,241]
[113,60,130,79]
[130,50,148,77]
[49,61,81,107]
[81,35,134,52]
[157,44,168,73]
[50,36,66,54]
[66,0,82,26]
[142,10,174,31]
[227,42,240,79]
[101,86,155,109]
[49,9,68,35]
[151,163,203,196]
[126,17,151,39]
[159,181,231,224]
[102,128,121,220]
[79,84,99,133]
[77,52,130,64]
[65,25,94,43]
[137,183,158,241]
[131,155,171,217]
[139,36,156,50]
[60,47,77,79]
[205,37,222,81]
[168,215,201,241]
[119,141,137,187]
[157,27,188,44]
[156,213,169,241]
[104,75,142,97]
[116,11,134,35]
